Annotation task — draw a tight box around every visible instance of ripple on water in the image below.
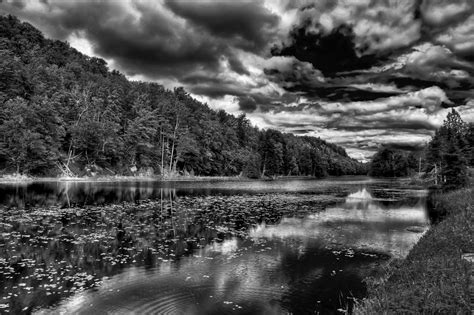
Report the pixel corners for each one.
[133,291,197,315]
[54,257,290,314]
[0,179,428,314]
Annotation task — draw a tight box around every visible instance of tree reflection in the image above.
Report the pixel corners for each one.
[0,192,340,313]
[0,182,428,313]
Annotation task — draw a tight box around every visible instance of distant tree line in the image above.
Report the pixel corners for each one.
[370,109,473,190]
[0,15,365,178]
[369,148,421,178]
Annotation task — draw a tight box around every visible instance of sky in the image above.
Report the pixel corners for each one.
[1,0,474,161]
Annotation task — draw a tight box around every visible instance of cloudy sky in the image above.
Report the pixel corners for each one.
[2,0,474,161]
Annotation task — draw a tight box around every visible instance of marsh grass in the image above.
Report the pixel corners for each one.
[355,188,473,314]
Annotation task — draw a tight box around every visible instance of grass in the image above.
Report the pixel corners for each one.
[355,188,474,314]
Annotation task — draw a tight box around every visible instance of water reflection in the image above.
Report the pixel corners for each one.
[0,176,402,208]
[0,181,176,208]
[250,188,429,258]
[0,180,429,314]
[51,237,385,314]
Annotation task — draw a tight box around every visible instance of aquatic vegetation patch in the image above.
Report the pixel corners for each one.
[0,193,341,313]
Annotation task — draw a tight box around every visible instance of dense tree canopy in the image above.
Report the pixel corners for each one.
[369,147,419,177]
[369,108,473,191]
[0,15,365,178]
[425,109,472,190]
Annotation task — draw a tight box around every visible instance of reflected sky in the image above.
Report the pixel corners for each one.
[0,176,405,208]
[24,181,431,315]
[250,188,429,258]
[52,236,385,314]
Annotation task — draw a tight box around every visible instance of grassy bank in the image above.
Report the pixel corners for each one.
[356,188,473,314]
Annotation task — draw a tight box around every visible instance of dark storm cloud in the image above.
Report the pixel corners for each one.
[0,0,277,79]
[227,53,250,76]
[291,86,402,102]
[0,1,209,77]
[236,93,290,113]
[181,72,264,100]
[272,23,381,75]
[268,0,474,105]
[238,96,258,112]
[164,0,279,52]
[262,56,403,103]
[2,0,474,160]
[326,117,438,132]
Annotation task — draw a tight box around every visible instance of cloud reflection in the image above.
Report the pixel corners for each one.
[250,188,429,258]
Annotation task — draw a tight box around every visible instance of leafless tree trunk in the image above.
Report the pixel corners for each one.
[169,117,179,172]
[160,126,165,175]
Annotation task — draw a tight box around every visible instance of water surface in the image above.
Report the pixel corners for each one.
[0,177,429,314]
[0,176,377,208]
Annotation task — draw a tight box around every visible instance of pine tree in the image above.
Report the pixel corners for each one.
[442,140,468,191]
[425,109,469,190]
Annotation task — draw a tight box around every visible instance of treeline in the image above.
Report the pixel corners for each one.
[0,15,365,178]
[425,109,473,190]
[369,148,422,177]
[370,109,473,190]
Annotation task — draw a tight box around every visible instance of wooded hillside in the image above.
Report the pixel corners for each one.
[0,15,365,177]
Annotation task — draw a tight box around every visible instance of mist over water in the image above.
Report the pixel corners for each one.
[0,178,429,314]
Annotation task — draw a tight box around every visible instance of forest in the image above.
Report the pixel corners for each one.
[0,15,366,178]
[370,109,474,190]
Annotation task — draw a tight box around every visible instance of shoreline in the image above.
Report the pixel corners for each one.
[0,174,403,185]
[0,175,248,184]
[356,187,473,313]
[0,174,334,184]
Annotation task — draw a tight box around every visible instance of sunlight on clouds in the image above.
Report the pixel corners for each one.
[67,32,96,58]
[245,94,474,161]
[421,0,472,26]
[347,83,405,94]
[435,14,474,54]
[193,94,241,114]
[249,190,429,258]
[4,0,474,160]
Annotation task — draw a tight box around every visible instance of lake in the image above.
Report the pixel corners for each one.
[0,177,429,314]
